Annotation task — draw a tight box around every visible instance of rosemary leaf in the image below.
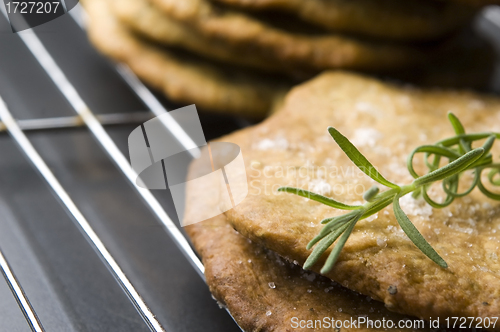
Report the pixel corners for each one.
[422,185,455,209]
[407,145,461,179]
[307,218,352,250]
[303,222,351,270]
[413,148,484,187]
[437,133,499,147]
[489,168,500,186]
[363,185,380,202]
[320,210,360,225]
[478,170,500,200]
[312,211,362,247]
[481,135,496,155]
[328,127,400,189]
[448,112,466,135]
[448,112,471,153]
[393,194,448,268]
[277,187,362,210]
[320,217,359,274]
[442,173,479,198]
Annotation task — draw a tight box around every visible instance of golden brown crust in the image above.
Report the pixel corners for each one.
[184,152,426,332]
[211,0,475,41]
[221,72,500,324]
[149,0,445,73]
[81,0,290,117]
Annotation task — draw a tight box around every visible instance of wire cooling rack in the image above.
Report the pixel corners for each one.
[0,3,499,331]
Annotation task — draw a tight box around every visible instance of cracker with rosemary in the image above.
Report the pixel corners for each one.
[211,0,474,41]
[184,151,425,332]
[222,72,500,322]
[82,0,289,117]
[150,0,442,73]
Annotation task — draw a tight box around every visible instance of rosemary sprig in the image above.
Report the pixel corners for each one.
[278,113,500,274]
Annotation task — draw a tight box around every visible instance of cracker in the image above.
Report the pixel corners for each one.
[222,72,500,322]
[211,0,474,41]
[111,0,291,75]
[81,0,290,117]
[150,0,442,72]
[184,151,426,332]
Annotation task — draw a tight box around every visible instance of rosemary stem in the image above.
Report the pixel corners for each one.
[400,183,417,196]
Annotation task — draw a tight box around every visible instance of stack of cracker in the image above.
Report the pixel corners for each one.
[82,0,496,117]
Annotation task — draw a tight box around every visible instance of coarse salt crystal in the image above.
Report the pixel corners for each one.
[255,138,288,151]
[304,273,316,282]
[398,195,433,219]
[365,213,378,222]
[351,128,382,147]
[308,178,331,195]
[377,238,387,247]
[355,102,379,113]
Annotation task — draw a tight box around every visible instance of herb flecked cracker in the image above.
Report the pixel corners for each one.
[223,72,500,323]
[184,152,427,332]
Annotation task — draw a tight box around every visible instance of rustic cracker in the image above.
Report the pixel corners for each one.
[184,151,426,331]
[221,72,500,323]
[82,0,289,117]
[211,0,474,41]
[111,0,293,75]
[150,0,442,72]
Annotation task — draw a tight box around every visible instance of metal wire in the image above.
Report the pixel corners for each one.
[0,246,45,332]
[0,112,154,132]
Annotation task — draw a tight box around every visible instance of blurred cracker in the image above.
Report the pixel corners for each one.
[111,0,295,75]
[149,0,444,73]
[211,0,475,42]
[81,0,290,117]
